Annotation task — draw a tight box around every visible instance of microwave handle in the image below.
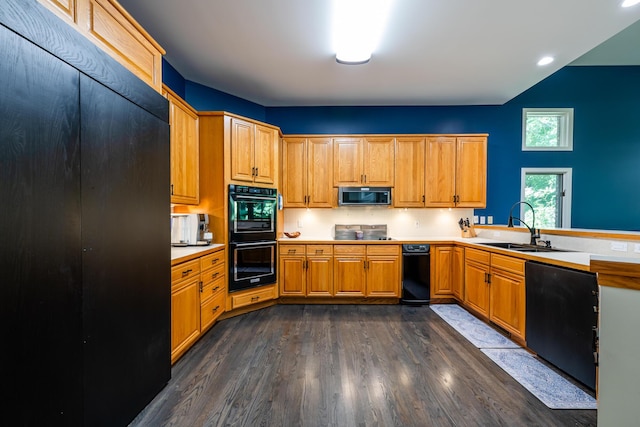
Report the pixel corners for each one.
[232,194,277,202]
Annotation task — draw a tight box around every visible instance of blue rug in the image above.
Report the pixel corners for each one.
[481,349,597,410]
[431,304,597,410]
[430,304,520,349]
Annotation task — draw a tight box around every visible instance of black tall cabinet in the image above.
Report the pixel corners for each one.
[0,1,170,425]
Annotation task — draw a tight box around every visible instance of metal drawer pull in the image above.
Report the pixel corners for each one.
[251,296,260,302]
[212,272,219,279]
[211,258,219,264]
[212,305,220,313]
[182,269,192,277]
[212,286,220,292]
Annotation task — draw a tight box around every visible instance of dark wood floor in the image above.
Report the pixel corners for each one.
[130,304,596,427]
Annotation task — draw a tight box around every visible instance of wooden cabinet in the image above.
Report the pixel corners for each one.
[394,137,426,207]
[333,137,395,187]
[230,118,277,185]
[463,248,526,341]
[279,245,306,296]
[365,245,400,297]
[306,246,334,296]
[171,248,226,364]
[489,254,526,341]
[171,259,201,363]
[333,245,400,297]
[282,137,334,208]
[279,245,334,297]
[199,250,226,332]
[424,136,487,208]
[432,245,465,300]
[452,246,465,300]
[464,248,491,317]
[230,285,276,309]
[37,0,165,92]
[334,245,367,296]
[165,86,199,205]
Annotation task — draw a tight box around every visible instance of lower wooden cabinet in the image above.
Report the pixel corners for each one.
[230,285,277,309]
[452,246,465,300]
[279,244,400,298]
[432,245,465,301]
[463,247,526,342]
[171,247,226,364]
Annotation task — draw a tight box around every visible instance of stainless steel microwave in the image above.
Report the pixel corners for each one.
[338,187,392,206]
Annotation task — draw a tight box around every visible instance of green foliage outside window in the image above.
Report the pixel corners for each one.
[524,174,560,228]
[525,115,559,147]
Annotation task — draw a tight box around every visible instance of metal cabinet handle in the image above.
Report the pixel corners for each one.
[211,258,219,265]
[212,286,220,292]
[251,296,260,302]
[170,184,174,195]
[182,269,192,277]
[212,305,220,313]
[199,281,203,292]
[211,272,219,279]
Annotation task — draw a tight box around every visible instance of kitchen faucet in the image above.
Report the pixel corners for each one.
[507,201,540,245]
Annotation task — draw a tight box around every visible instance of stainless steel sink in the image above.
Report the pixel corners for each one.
[479,242,571,252]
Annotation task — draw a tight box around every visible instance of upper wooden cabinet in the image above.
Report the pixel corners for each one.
[424,136,487,208]
[282,137,334,208]
[230,118,277,185]
[165,87,199,205]
[394,137,426,207]
[37,0,165,93]
[333,137,395,187]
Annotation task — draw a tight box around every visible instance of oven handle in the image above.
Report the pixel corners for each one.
[231,240,277,247]
[231,194,277,202]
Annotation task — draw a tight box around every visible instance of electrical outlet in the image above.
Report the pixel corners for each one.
[414,220,420,228]
[610,242,627,252]
[487,216,493,224]
[473,215,479,223]
[634,244,640,253]
[297,220,304,228]
[480,216,486,224]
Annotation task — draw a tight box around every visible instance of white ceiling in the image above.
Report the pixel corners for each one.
[118,0,640,107]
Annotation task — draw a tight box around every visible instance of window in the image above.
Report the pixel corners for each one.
[520,168,572,228]
[522,108,573,151]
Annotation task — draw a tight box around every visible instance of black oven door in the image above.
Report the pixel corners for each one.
[228,241,277,292]
[229,193,277,242]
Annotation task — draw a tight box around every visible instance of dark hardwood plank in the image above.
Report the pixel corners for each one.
[131,305,597,427]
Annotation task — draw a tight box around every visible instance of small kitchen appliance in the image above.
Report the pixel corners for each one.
[170,213,211,246]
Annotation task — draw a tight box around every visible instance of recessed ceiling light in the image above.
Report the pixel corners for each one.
[333,0,394,65]
[622,0,640,8]
[537,56,554,66]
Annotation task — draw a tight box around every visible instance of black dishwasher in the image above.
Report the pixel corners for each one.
[401,244,430,305]
[525,261,598,390]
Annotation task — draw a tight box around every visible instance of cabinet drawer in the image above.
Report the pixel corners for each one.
[306,245,333,256]
[367,245,400,256]
[465,247,490,265]
[171,259,201,284]
[334,245,366,256]
[201,290,225,331]
[491,253,525,276]
[231,286,275,309]
[201,262,225,286]
[201,250,225,271]
[280,245,306,255]
[201,274,225,300]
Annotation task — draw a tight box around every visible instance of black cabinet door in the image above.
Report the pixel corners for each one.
[80,75,170,426]
[0,24,83,425]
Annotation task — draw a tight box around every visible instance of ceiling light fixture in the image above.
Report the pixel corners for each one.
[622,0,640,7]
[333,0,394,65]
[537,56,554,66]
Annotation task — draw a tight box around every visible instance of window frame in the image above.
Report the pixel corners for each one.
[520,167,572,229]
[522,108,574,151]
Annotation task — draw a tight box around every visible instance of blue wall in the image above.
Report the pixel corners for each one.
[162,59,186,99]
[163,61,640,231]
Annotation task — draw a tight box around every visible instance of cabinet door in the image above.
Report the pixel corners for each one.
[230,118,255,182]
[171,278,201,363]
[432,246,454,297]
[464,260,490,318]
[279,255,306,296]
[307,256,333,296]
[167,91,199,205]
[490,268,525,340]
[307,138,334,207]
[254,124,276,185]
[333,137,363,186]
[424,136,456,207]
[363,137,395,186]
[456,136,487,208]
[394,137,425,207]
[282,138,307,207]
[452,246,465,301]
[366,256,400,297]
[334,256,366,296]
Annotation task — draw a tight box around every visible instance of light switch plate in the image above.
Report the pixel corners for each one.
[480,216,486,224]
[634,244,640,253]
[487,216,493,224]
[610,242,627,252]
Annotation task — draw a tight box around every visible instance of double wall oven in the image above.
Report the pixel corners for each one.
[228,184,277,292]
